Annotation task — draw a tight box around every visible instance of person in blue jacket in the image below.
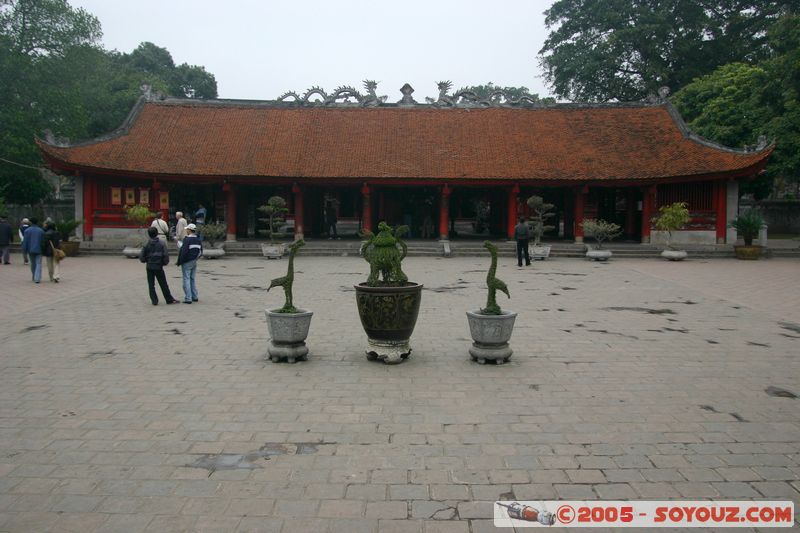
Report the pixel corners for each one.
[22,217,45,283]
[176,223,203,303]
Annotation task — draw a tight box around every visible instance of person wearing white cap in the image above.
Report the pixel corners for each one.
[176,223,203,303]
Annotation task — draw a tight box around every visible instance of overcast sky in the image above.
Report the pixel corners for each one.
[69,0,555,102]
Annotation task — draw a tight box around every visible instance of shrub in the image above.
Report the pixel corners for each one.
[526,195,556,246]
[197,221,227,247]
[582,219,622,249]
[653,202,690,250]
[257,196,288,243]
[729,210,764,246]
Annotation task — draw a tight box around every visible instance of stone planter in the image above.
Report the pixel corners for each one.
[122,246,142,258]
[586,249,612,261]
[265,309,313,363]
[734,245,762,260]
[530,244,551,260]
[60,240,80,257]
[261,243,285,259]
[466,309,517,364]
[202,244,225,259]
[661,250,687,261]
[354,282,423,364]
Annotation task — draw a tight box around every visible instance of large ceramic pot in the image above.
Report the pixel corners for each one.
[60,240,80,257]
[466,309,517,364]
[530,244,551,260]
[262,243,285,259]
[734,245,762,260]
[354,282,423,364]
[661,250,687,261]
[586,249,612,261]
[265,309,313,363]
[202,243,225,259]
[122,246,142,258]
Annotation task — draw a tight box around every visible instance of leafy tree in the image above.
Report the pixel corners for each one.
[539,1,794,102]
[0,0,101,57]
[462,83,556,104]
[124,41,217,99]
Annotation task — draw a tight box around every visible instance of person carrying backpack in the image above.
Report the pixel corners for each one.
[139,226,179,305]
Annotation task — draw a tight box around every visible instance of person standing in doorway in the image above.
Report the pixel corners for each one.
[325,197,338,240]
[139,226,179,305]
[174,211,188,249]
[18,218,30,265]
[22,217,45,283]
[514,217,532,267]
[0,215,12,264]
[150,212,170,242]
[42,220,61,282]
[176,223,203,304]
[194,203,207,225]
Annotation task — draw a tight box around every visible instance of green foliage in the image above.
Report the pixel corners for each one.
[652,202,690,249]
[539,1,791,102]
[257,196,288,243]
[196,221,226,247]
[461,83,556,104]
[125,204,154,228]
[480,240,509,315]
[526,195,556,246]
[360,222,409,287]
[729,209,764,245]
[54,218,83,241]
[582,218,622,249]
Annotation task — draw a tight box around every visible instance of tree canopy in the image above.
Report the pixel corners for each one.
[0,0,217,205]
[461,83,556,104]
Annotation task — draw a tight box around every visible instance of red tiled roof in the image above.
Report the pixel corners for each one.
[37,100,771,182]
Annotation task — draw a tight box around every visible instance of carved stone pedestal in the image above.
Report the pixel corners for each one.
[268,341,309,364]
[365,338,411,364]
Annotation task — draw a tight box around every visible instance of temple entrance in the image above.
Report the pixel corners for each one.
[450,187,507,238]
[168,183,223,226]
[305,186,362,238]
[374,187,439,239]
[233,184,292,239]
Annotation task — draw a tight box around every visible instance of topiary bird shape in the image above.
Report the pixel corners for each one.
[481,241,510,315]
[268,239,305,312]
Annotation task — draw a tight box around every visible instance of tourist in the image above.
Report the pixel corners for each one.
[22,217,45,283]
[514,217,531,267]
[325,198,338,239]
[150,211,170,242]
[139,226,179,305]
[176,223,203,304]
[42,220,61,283]
[18,218,30,265]
[194,203,207,226]
[174,211,188,249]
[0,215,12,264]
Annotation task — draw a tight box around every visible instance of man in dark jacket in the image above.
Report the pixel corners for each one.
[176,223,203,303]
[42,220,61,282]
[139,226,178,305]
[514,217,532,267]
[22,217,45,283]
[0,215,12,264]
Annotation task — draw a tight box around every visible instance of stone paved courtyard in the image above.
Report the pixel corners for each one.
[0,254,798,532]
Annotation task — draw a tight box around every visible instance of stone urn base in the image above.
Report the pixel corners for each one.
[530,244,551,260]
[261,243,285,259]
[265,309,313,363]
[734,245,762,260]
[202,245,225,259]
[661,250,688,261]
[586,249,612,261]
[466,309,517,364]
[355,282,423,364]
[122,246,142,258]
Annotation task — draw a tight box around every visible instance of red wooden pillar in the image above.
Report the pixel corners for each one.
[361,183,373,233]
[291,183,303,241]
[625,188,637,237]
[439,184,451,240]
[574,186,587,243]
[83,175,94,241]
[224,182,238,241]
[641,185,656,243]
[506,184,520,239]
[715,180,727,244]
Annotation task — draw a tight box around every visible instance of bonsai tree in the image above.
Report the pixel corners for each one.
[360,222,409,287]
[54,219,84,242]
[125,204,156,246]
[267,239,305,313]
[582,218,622,249]
[257,196,288,243]
[197,221,227,247]
[526,195,555,246]
[652,202,690,250]
[729,210,764,246]
[480,241,510,315]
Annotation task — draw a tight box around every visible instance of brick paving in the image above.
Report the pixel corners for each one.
[0,253,798,532]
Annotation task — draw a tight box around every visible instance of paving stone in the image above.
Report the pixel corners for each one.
[710,482,761,497]
[365,501,408,519]
[377,519,422,533]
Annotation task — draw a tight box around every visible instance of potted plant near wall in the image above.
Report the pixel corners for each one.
[197,221,226,258]
[123,204,155,258]
[582,219,621,261]
[527,195,555,260]
[54,219,84,256]
[355,222,423,364]
[653,202,690,261]
[265,240,312,363]
[258,196,288,259]
[466,241,517,364]
[730,210,765,260]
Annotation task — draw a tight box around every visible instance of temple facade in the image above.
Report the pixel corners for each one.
[36,84,772,245]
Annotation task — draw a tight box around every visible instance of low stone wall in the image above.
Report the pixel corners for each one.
[650,230,716,246]
[4,202,74,226]
[740,199,800,234]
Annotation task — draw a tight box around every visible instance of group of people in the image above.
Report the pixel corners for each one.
[0,215,63,283]
[141,210,203,305]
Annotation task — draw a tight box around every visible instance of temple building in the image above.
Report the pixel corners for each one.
[36,83,772,245]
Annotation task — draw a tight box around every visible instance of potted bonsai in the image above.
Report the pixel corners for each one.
[258,195,288,259]
[355,222,423,364]
[197,221,227,258]
[653,202,690,261]
[123,204,155,258]
[582,218,621,260]
[466,241,517,364]
[265,239,312,363]
[730,210,765,260]
[527,195,555,259]
[54,219,84,257]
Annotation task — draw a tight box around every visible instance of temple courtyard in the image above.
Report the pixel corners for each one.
[0,254,798,532]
